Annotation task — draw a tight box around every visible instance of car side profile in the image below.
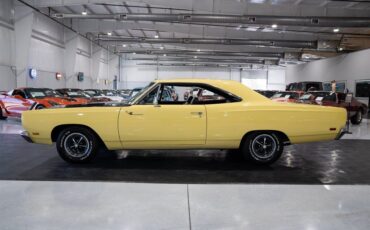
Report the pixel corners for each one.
[21,79,347,165]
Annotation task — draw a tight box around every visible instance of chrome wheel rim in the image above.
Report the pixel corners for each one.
[63,133,91,158]
[251,134,277,159]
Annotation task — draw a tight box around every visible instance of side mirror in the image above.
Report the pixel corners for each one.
[345,93,353,103]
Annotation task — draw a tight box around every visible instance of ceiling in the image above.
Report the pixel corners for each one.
[20,0,370,68]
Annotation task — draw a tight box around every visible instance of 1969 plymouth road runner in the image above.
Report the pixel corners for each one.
[21,79,348,165]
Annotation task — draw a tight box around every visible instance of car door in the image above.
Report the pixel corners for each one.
[118,84,207,148]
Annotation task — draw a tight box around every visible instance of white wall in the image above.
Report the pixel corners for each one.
[120,60,286,90]
[286,48,370,98]
[0,0,119,91]
[120,60,242,89]
[0,0,15,91]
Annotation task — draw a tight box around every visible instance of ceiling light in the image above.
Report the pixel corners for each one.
[236,25,242,30]
[194,56,197,59]
[197,49,200,52]
[154,35,159,38]
[338,47,343,51]
[160,46,164,49]
[271,24,277,28]
[333,28,340,33]
[107,32,112,36]
[81,10,87,15]
[122,44,126,47]
[163,54,166,56]
[132,52,136,55]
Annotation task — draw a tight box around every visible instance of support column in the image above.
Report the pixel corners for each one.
[91,48,103,88]
[64,30,78,88]
[14,8,33,87]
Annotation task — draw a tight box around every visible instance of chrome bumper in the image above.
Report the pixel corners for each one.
[335,126,352,140]
[20,131,33,143]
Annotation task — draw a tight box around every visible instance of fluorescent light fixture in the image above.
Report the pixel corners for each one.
[122,44,126,47]
[333,28,340,33]
[236,25,242,30]
[81,10,87,15]
[197,49,201,52]
[163,54,166,56]
[194,56,198,59]
[160,46,164,49]
[154,35,159,38]
[271,24,277,28]
[132,52,136,55]
[107,32,112,36]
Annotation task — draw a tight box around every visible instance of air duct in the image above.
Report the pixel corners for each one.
[117,50,284,58]
[53,13,370,27]
[99,37,317,49]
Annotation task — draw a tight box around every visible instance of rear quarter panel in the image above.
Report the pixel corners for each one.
[22,107,122,149]
[205,101,347,147]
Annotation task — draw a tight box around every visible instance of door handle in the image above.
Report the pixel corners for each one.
[126,111,143,116]
[190,112,203,116]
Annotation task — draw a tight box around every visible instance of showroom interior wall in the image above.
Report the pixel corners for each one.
[0,0,119,91]
[120,59,286,90]
[286,48,370,97]
[0,0,15,91]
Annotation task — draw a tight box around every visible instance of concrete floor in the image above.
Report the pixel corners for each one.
[1,118,370,229]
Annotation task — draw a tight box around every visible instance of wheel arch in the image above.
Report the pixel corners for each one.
[239,130,291,149]
[51,124,107,149]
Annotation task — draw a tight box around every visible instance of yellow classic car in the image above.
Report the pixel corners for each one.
[21,79,348,165]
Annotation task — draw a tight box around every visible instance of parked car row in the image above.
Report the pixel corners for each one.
[0,87,138,120]
[256,89,368,125]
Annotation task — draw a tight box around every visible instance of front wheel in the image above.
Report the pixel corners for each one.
[35,104,45,110]
[241,132,283,165]
[56,127,99,163]
[350,110,363,125]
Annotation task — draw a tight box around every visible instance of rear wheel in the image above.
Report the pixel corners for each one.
[56,127,99,163]
[0,107,7,120]
[351,110,363,125]
[241,132,283,165]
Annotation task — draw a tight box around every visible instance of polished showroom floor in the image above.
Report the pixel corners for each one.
[1,118,370,229]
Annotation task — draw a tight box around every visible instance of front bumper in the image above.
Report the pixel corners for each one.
[20,131,33,143]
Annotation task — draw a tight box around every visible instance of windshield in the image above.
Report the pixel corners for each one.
[128,83,154,104]
[272,92,299,99]
[85,90,103,97]
[25,89,47,98]
[42,89,62,97]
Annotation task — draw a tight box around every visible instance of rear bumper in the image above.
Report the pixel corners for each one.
[20,131,33,143]
[335,127,351,140]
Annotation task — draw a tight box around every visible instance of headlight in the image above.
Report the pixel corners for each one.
[48,100,59,106]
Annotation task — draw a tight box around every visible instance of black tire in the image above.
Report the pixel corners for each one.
[350,110,363,125]
[35,104,45,110]
[56,127,99,163]
[0,107,7,120]
[241,132,283,165]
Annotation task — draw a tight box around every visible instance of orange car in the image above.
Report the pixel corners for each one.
[9,88,87,109]
[271,91,304,103]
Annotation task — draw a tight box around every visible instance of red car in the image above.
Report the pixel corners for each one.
[0,92,34,119]
[271,91,304,103]
[9,88,88,108]
[299,91,368,124]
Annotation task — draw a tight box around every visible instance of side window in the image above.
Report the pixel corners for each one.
[138,86,160,105]
[159,84,228,105]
